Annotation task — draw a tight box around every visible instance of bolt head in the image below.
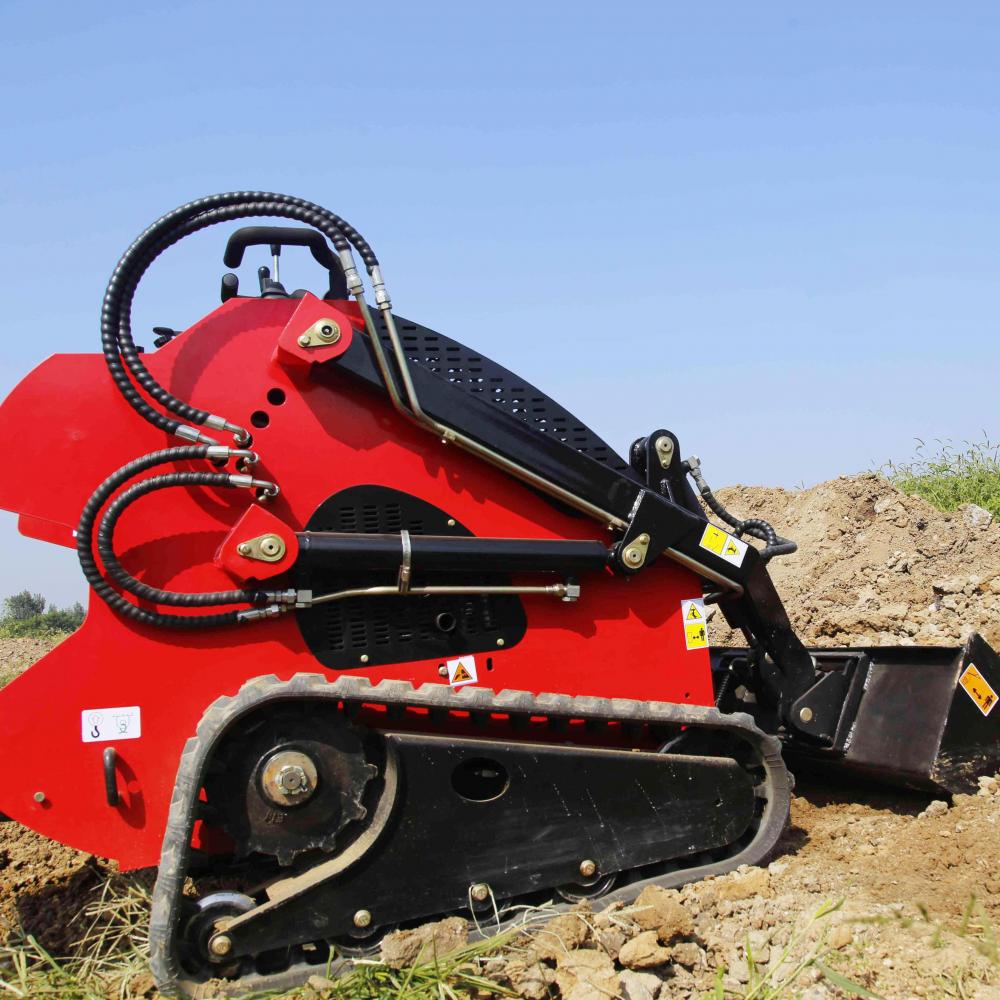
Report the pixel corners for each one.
[438,664,448,677]
[297,334,311,347]
[579,859,597,878]
[799,706,814,723]
[360,654,370,664]
[624,548,642,565]
[638,533,650,544]
[259,534,283,557]
[470,883,490,902]
[496,638,505,647]
[237,542,252,556]
[33,791,45,803]
[209,934,232,957]
[275,764,310,796]
[353,909,372,928]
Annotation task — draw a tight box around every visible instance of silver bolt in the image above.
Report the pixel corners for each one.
[447,518,456,527]
[799,706,814,723]
[496,638,505,647]
[237,542,252,556]
[260,536,280,556]
[638,533,650,544]
[353,909,372,928]
[579,859,597,878]
[297,334,311,347]
[360,654,370,664]
[33,791,45,803]
[275,764,310,796]
[209,934,232,957]
[470,883,490,902]
[438,664,448,676]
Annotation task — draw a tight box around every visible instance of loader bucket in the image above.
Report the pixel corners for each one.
[715,632,1000,795]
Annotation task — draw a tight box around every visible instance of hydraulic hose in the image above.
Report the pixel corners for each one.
[95,472,268,607]
[76,447,264,629]
[102,192,380,441]
[685,457,797,562]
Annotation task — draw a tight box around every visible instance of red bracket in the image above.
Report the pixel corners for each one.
[272,292,355,370]
[215,506,299,582]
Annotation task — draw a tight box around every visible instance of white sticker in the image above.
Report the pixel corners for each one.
[681,599,709,650]
[446,655,478,688]
[82,706,141,743]
[699,524,749,567]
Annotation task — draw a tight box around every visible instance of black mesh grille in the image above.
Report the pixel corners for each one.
[372,317,630,473]
[295,486,526,670]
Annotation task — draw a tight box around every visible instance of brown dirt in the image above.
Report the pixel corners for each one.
[712,473,1000,648]
[1,475,998,997]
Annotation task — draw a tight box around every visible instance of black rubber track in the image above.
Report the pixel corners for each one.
[149,675,791,998]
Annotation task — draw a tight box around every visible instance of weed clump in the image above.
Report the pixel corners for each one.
[876,437,1000,518]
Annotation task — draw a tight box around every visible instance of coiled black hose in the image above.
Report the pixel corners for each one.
[102,192,379,436]
[96,472,263,608]
[686,460,797,562]
[76,447,246,629]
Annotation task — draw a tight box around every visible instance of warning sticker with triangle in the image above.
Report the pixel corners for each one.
[681,599,709,650]
[446,655,479,688]
[699,524,749,567]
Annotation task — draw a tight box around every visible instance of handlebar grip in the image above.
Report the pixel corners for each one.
[223,226,341,271]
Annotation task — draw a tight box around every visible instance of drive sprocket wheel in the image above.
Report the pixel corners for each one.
[203,701,383,865]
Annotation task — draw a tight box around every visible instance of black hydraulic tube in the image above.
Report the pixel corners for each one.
[296,533,611,576]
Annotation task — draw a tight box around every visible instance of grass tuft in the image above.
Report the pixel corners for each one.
[876,436,1000,517]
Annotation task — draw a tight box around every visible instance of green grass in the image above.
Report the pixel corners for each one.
[876,437,1000,517]
[0,874,514,999]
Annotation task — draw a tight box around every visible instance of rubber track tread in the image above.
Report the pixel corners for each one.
[149,674,791,998]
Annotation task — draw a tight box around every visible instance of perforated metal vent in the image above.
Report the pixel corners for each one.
[371,315,630,473]
[295,486,526,670]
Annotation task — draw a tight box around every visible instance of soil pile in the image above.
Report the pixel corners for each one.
[406,779,1000,999]
[712,473,1000,649]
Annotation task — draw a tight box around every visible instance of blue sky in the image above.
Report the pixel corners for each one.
[2,2,999,604]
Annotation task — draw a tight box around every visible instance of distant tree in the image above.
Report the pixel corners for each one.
[4,591,46,621]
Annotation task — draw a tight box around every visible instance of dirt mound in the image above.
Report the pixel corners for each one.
[478,778,1000,999]
[0,634,67,687]
[713,473,1000,648]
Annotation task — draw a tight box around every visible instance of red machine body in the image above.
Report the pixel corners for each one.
[0,297,712,869]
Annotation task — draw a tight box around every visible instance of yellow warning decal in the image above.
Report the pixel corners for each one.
[452,663,473,683]
[681,599,709,650]
[959,663,997,717]
[685,622,708,650]
[700,524,749,567]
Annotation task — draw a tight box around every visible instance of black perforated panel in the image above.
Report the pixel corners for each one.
[372,315,631,473]
[295,486,527,670]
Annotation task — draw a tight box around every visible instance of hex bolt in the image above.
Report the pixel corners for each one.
[33,791,45,803]
[237,542,252,556]
[799,706,814,723]
[297,334,311,347]
[470,883,490,902]
[579,859,598,879]
[496,638,505,647]
[360,654,370,664]
[447,518,457,527]
[353,909,372,929]
[438,664,448,677]
[209,934,233,957]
